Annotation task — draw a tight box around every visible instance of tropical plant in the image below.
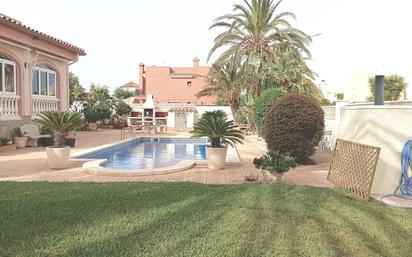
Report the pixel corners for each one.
[253,87,284,136]
[320,98,332,106]
[69,72,86,104]
[265,94,324,163]
[192,111,244,147]
[197,58,243,115]
[113,87,135,99]
[83,102,111,123]
[0,137,9,146]
[115,101,132,116]
[34,111,83,147]
[11,127,25,138]
[208,0,313,96]
[271,49,321,98]
[253,151,296,173]
[89,84,110,104]
[368,75,406,101]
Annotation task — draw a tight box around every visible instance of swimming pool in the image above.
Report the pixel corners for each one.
[72,136,241,176]
[74,137,207,170]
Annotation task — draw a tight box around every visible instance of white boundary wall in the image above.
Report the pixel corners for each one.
[335,104,412,194]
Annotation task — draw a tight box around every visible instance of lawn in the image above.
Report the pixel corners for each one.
[0,182,411,257]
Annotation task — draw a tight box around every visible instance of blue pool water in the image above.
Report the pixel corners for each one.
[75,137,207,170]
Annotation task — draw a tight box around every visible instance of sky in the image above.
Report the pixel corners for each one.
[2,0,412,92]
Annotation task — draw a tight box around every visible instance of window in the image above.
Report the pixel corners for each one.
[32,65,56,97]
[187,81,192,87]
[0,57,16,94]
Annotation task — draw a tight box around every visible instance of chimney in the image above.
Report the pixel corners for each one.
[193,57,200,69]
[139,63,146,95]
[375,75,384,105]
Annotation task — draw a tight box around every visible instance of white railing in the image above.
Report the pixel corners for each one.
[32,95,59,119]
[130,102,196,110]
[0,94,21,120]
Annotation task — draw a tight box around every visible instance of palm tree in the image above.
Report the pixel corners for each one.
[196,58,243,115]
[208,0,312,96]
[192,111,244,148]
[272,49,322,98]
[34,111,84,147]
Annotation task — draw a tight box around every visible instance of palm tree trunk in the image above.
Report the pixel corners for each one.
[53,132,65,147]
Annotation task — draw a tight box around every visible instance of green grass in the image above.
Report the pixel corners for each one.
[0,182,411,257]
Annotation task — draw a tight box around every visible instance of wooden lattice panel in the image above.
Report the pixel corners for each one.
[328,139,380,200]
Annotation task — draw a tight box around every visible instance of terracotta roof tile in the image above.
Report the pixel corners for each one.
[0,14,86,55]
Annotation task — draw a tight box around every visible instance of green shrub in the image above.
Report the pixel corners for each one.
[253,151,296,173]
[11,127,24,138]
[83,102,111,123]
[115,101,132,116]
[368,75,406,101]
[0,137,9,146]
[253,87,284,136]
[265,94,324,164]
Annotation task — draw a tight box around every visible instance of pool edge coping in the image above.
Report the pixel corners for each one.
[70,135,241,176]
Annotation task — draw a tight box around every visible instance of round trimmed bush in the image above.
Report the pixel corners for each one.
[253,87,285,136]
[264,94,324,163]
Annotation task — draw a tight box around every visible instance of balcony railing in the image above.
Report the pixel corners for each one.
[32,95,59,119]
[0,94,21,121]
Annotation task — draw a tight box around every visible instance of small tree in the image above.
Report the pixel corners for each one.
[114,87,134,99]
[116,101,132,116]
[69,72,86,103]
[252,87,284,136]
[368,75,406,101]
[265,94,324,164]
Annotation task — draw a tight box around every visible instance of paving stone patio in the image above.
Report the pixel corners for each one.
[0,129,333,187]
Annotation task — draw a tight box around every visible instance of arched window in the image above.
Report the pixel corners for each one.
[32,64,56,97]
[0,54,16,94]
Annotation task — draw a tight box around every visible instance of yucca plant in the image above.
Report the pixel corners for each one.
[34,111,83,147]
[192,111,244,147]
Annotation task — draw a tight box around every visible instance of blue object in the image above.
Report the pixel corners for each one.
[75,137,207,170]
[397,139,412,197]
[380,139,412,207]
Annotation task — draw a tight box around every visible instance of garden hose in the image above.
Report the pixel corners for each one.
[380,139,412,208]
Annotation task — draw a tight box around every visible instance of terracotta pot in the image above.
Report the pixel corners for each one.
[206,146,227,170]
[46,146,70,169]
[14,137,27,149]
[88,123,98,131]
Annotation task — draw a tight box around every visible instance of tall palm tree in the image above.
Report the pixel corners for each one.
[272,49,322,98]
[196,57,243,115]
[208,0,312,96]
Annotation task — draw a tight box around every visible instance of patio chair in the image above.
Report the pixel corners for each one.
[20,124,52,147]
[319,130,332,152]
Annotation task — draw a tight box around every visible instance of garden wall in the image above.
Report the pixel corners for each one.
[335,105,412,194]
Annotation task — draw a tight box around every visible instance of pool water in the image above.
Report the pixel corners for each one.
[75,137,207,170]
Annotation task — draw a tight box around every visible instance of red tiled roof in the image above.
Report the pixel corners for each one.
[0,14,86,56]
[120,81,139,89]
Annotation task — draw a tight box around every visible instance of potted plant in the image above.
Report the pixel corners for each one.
[253,151,296,183]
[192,110,244,170]
[34,111,83,169]
[11,127,27,149]
[83,105,99,131]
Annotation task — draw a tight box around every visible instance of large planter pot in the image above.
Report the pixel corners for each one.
[14,137,27,149]
[46,146,71,169]
[88,123,98,131]
[206,146,228,170]
[262,170,284,183]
